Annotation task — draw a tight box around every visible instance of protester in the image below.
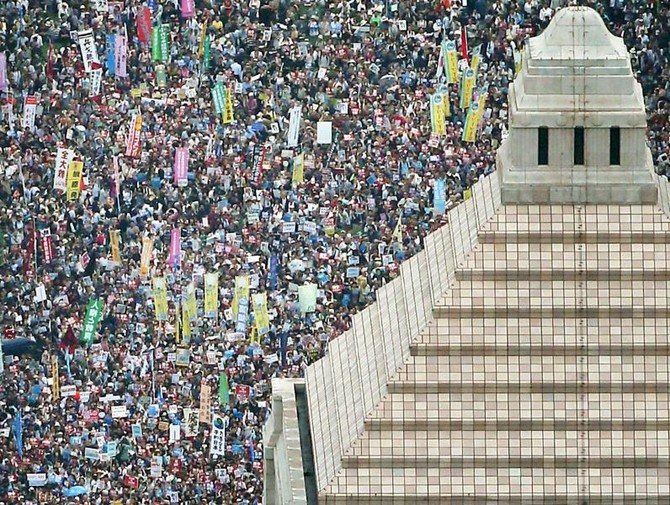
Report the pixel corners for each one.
[0,0,667,503]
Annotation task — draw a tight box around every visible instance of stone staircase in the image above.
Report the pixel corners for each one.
[320,205,670,504]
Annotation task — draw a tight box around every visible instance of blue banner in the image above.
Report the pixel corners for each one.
[13,411,22,457]
[269,255,278,291]
[433,178,447,215]
[148,0,157,12]
[106,35,115,75]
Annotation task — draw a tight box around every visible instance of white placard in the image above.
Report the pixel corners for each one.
[316,121,332,145]
[111,405,128,418]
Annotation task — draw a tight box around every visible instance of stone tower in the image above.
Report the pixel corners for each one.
[498,6,657,204]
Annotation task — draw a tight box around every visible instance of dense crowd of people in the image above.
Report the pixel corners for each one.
[0,0,667,503]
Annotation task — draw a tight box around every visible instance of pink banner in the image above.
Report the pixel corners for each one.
[181,0,195,18]
[174,147,188,187]
[0,52,7,92]
[169,228,181,268]
[115,35,127,78]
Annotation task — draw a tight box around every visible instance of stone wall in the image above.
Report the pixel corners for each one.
[304,172,502,492]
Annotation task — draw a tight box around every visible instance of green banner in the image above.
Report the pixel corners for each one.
[80,299,103,344]
[161,24,169,63]
[219,373,229,405]
[151,24,162,62]
[212,82,225,115]
[203,35,211,72]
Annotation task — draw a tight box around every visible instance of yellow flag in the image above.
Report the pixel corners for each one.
[175,299,181,344]
[66,161,83,201]
[153,277,169,321]
[430,94,446,136]
[292,153,304,185]
[204,273,218,319]
[198,22,208,57]
[110,229,121,263]
[253,293,270,337]
[223,87,234,124]
[250,325,259,345]
[232,275,249,317]
[140,237,154,278]
[446,40,459,84]
[182,300,191,339]
[186,282,197,321]
[51,355,59,399]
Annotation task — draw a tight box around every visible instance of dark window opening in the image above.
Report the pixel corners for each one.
[574,127,585,165]
[610,127,621,165]
[538,127,549,166]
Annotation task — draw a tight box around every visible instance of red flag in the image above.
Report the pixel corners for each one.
[47,42,54,81]
[460,29,469,63]
[136,7,152,44]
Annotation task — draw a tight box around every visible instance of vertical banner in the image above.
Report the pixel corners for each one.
[470,44,482,75]
[113,155,121,196]
[151,24,162,61]
[223,87,234,124]
[89,64,103,99]
[161,24,169,63]
[115,35,127,77]
[460,28,469,63]
[250,145,266,187]
[219,374,229,405]
[298,284,318,313]
[461,101,480,143]
[433,178,447,215]
[446,40,459,84]
[203,35,211,72]
[137,7,152,44]
[459,68,476,110]
[173,147,188,187]
[181,300,191,340]
[125,114,143,158]
[23,96,37,132]
[430,94,446,136]
[199,383,212,424]
[232,276,249,317]
[292,153,304,185]
[168,228,181,269]
[185,282,197,322]
[0,52,7,92]
[51,356,59,399]
[235,297,249,334]
[181,0,195,18]
[40,229,54,265]
[77,29,99,72]
[106,35,115,74]
[212,83,225,115]
[110,229,121,263]
[287,106,301,147]
[54,148,75,192]
[152,277,169,321]
[253,293,270,337]
[198,22,208,57]
[66,161,84,201]
[184,408,200,437]
[269,255,279,290]
[204,273,218,319]
[80,299,103,344]
[209,415,226,457]
[140,237,154,278]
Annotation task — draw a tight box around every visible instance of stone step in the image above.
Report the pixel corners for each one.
[459,242,670,272]
[414,317,670,347]
[485,204,669,229]
[393,355,670,384]
[341,456,670,469]
[479,230,670,244]
[438,280,669,309]
[364,418,670,431]
[321,495,670,505]
[386,382,670,394]
[432,305,670,318]
[456,269,670,281]
[321,467,670,504]
[347,429,670,460]
[369,392,670,422]
[410,344,670,357]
